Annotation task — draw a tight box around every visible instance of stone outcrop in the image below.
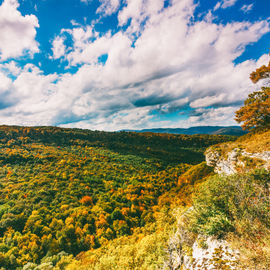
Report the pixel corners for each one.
[184,236,239,270]
[162,208,239,270]
[205,147,270,175]
[162,135,270,270]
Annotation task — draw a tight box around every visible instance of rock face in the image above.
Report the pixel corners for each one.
[162,135,270,270]
[163,233,239,270]
[162,208,239,270]
[205,147,270,175]
[243,150,270,165]
[184,236,239,270]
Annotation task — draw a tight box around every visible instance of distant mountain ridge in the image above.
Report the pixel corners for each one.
[122,126,247,136]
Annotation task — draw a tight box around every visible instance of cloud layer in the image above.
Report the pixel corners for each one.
[0,0,269,130]
[0,0,39,60]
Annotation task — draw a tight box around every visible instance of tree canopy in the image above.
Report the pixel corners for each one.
[0,126,231,268]
[235,55,270,131]
[250,61,270,83]
[235,87,270,131]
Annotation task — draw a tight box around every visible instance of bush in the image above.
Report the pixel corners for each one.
[188,170,270,268]
[189,170,270,236]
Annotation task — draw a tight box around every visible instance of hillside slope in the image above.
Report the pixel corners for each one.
[169,130,270,270]
[0,126,232,269]
[0,125,235,165]
[0,126,268,269]
[69,130,270,270]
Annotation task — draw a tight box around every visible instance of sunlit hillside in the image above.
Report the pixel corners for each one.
[0,126,234,269]
[68,130,270,270]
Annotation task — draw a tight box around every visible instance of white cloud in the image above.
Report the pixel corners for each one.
[221,0,237,9]
[190,94,227,108]
[81,0,120,16]
[241,4,254,13]
[214,0,237,11]
[118,0,166,35]
[66,29,114,65]
[97,0,120,16]
[188,106,238,127]
[0,0,39,61]
[0,61,21,76]
[51,36,66,59]
[0,71,12,94]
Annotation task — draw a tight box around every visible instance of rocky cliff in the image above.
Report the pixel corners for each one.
[205,130,270,175]
[164,130,270,270]
[162,208,240,270]
[205,147,270,175]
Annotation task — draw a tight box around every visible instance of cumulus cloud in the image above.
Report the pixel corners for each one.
[0,0,39,61]
[0,61,21,76]
[188,106,239,127]
[118,0,167,35]
[0,72,12,93]
[0,65,60,126]
[97,0,121,16]
[51,36,66,59]
[81,0,120,16]
[0,0,270,130]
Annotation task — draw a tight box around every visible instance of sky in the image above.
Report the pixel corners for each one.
[0,0,269,131]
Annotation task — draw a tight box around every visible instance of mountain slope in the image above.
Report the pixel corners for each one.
[69,130,270,270]
[0,125,233,269]
[123,126,247,136]
[0,126,268,269]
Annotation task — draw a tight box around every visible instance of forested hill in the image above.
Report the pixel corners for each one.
[0,125,236,165]
[0,125,235,269]
[122,125,247,136]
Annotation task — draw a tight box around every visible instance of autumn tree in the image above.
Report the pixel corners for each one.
[235,87,270,131]
[250,61,270,83]
[235,56,270,131]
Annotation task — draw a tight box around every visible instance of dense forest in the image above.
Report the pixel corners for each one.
[0,126,235,269]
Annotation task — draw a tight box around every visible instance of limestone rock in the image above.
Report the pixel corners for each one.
[205,147,269,175]
[184,236,239,270]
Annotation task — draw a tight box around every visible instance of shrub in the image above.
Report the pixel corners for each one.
[189,170,270,237]
[188,170,270,268]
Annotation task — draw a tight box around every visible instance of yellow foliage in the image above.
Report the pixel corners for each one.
[65,217,74,226]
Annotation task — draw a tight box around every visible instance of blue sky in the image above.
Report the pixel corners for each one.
[0,0,269,130]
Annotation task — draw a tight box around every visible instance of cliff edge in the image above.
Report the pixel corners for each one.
[205,130,270,175]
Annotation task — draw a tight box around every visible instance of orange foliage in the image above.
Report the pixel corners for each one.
[235,87,270,131]
[80,196,93,206]
[250,62,270,83]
